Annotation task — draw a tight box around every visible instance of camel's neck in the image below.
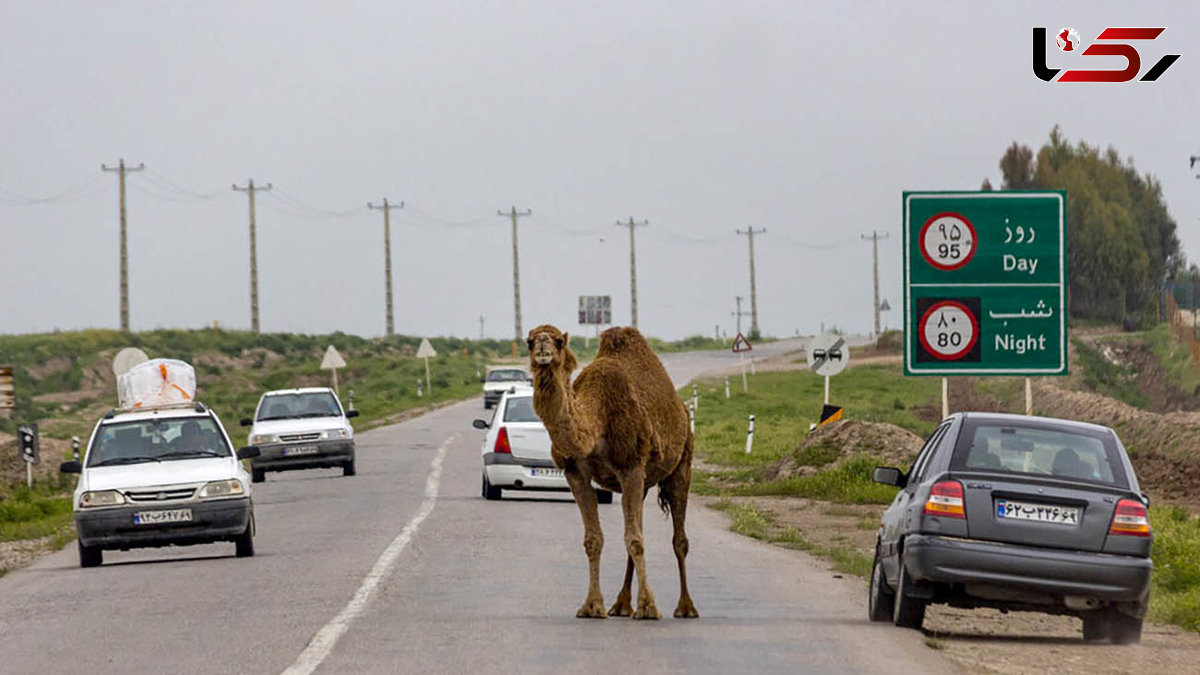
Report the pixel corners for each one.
[533,366,594,457]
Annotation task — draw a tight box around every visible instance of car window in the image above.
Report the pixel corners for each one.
[908,423,949,484]
[258,392,342,420]
[487,370,527,382]
[89,417,231,466]
[502,397,541,423]
[951,420,1128,487]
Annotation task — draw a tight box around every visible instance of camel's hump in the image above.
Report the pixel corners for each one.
[596,326,651,356]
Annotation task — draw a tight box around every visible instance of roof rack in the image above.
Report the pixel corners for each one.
[113,401,207,415]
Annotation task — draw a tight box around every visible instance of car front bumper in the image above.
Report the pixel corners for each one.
[251,439,355,472]
[76,498,251,549]
[904,534,1152,603]
[483,452,568,490]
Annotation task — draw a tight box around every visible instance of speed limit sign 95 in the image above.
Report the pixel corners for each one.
[916,298,981,362]
[919,212,977,271]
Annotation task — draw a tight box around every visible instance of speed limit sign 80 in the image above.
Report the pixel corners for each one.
[919,300,979,361]
[919,212,977,271]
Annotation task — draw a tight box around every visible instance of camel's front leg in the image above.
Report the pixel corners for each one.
[565,467,607,618]
[619,469,660,620]
[608,555,634,617]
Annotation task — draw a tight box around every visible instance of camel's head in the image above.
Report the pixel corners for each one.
[527,324,575,371]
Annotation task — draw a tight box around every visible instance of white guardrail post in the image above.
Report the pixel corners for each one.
[745,414,755,454]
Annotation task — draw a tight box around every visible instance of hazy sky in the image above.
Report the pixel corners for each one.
[1,1,1197,341]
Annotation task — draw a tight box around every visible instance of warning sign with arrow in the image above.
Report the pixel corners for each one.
[731,333,752,353]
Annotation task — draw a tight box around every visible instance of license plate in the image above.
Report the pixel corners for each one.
[133,509,193,525]
[996,500,1080,525]
[531,468,564,478]
[283,445,319,456]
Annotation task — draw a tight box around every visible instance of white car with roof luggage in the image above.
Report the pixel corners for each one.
[472,385,613,503]
[240,387,358,483]
[59,358,259,568]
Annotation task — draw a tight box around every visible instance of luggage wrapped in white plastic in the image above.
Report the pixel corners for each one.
[117,358,196,410]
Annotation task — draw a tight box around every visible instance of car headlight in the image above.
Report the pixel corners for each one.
[197,479,245,499]
[80,490,126,508]
[249,433,279,445]
[323,428,349,440]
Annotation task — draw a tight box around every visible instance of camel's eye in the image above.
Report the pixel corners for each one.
[555,338,564,348]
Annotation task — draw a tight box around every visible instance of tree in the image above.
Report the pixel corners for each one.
[980,178,994,191]
[1000,142,1036,189]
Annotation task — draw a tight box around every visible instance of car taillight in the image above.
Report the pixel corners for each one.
[1109,499,1150,537]
[924,480,966,519]
[494,427,512,454]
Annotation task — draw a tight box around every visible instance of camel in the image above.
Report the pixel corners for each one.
[527,323,699,620]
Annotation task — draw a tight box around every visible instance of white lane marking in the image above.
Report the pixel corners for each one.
[281,435,454,675]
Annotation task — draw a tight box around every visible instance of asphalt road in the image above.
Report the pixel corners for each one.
[0,338,959,674]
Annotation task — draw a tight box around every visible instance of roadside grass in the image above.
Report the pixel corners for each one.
[710,499,871,578]
[1148,506,1200,631]
[1144,325,1200,400]
[1071,337,1149,408]
[0,484,73,544]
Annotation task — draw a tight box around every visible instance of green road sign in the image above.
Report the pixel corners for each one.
[903,191,1067,376]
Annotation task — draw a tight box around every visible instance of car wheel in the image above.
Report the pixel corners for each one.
[78,541,102,568]
[868,548,895,622]
[596,489,614,505]
[1081,611,1112,641]
[234,523,255,558]
[1110,610,1143,645]
[482,473,502,500]
[343,459,356,477]
[251,468,265,484]
[892,561,926,630]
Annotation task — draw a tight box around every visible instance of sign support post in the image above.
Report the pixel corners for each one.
[321,346,348,396]
[416,338,438,398]
[824,375,830,405]
[942,377,949,419]
[1025,377,1033,416]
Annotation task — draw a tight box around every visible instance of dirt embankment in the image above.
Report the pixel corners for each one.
[0,432,73,492]
[767,419,924,480]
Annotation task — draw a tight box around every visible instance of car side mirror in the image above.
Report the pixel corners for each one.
[237,446,262,460]
[60,460,82,474]
[872,466,906,488]
[240,418,253,427]
[480,377,487,383]
[472,419,490,430]
[346,409,360,419]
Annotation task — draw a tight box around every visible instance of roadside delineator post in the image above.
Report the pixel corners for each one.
[692,384,698,412]
[417,379,423,398]
[688,401,695,434]
[745,414,755,454]
[724,377,730,399]
[72,436,80,461]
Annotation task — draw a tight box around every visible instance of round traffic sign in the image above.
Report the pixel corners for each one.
[919,212,977,271]
[806,333,850,376]
[919,300,979,360]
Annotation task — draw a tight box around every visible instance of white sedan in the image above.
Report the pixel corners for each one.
[472,387,613,503]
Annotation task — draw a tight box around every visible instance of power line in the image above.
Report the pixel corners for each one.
[101,159,145,331]
[368,198,405,337]
[0,174,107,206]
[233,179,272,334]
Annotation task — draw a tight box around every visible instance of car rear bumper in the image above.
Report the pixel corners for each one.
[252,439,354,472]
[904,534,1152,602]
[484,453,567,490]
[76,498,251,549]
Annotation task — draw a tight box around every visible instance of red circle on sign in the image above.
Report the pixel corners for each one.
[919,212,978,271]
[918,300,979,361]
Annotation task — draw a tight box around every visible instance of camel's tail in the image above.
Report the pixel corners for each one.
[658,429,694,514]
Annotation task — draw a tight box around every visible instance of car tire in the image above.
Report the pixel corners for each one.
[482,473,502,501]
[1109,610,1143,645]
[596,489,614,505]
[234,523,255,558]
[892,561,926,630]
[343,459,356,477]
[868,548,895,622]
[251,468,265,484]
[78,541,102,568]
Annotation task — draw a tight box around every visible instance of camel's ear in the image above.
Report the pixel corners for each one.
[562,332,570,346]
[526,338,534,350]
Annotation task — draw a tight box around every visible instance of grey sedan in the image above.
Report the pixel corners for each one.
[870,413,1151,644]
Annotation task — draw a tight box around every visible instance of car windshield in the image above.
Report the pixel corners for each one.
[487,370,526,382]
[503,396,541,423]
[88,417,231,467]
[952,421,1126,487]
[258,392,342,420]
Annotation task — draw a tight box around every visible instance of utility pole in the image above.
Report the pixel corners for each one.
[736,227,765,338]
[731,295,749,335]
[616,217,649,328]
[232,179,272,334]
[479,315,485,340]
[101,159,144,331]
[497,206,532,342]
[368,198,405,337]
[861,231,890,337]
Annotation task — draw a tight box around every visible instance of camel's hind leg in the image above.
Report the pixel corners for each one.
[565,466,607,618]
[663,435,699,618]
[619,468,660,620]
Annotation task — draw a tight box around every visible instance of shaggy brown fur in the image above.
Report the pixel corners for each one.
[527,323,698,620]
